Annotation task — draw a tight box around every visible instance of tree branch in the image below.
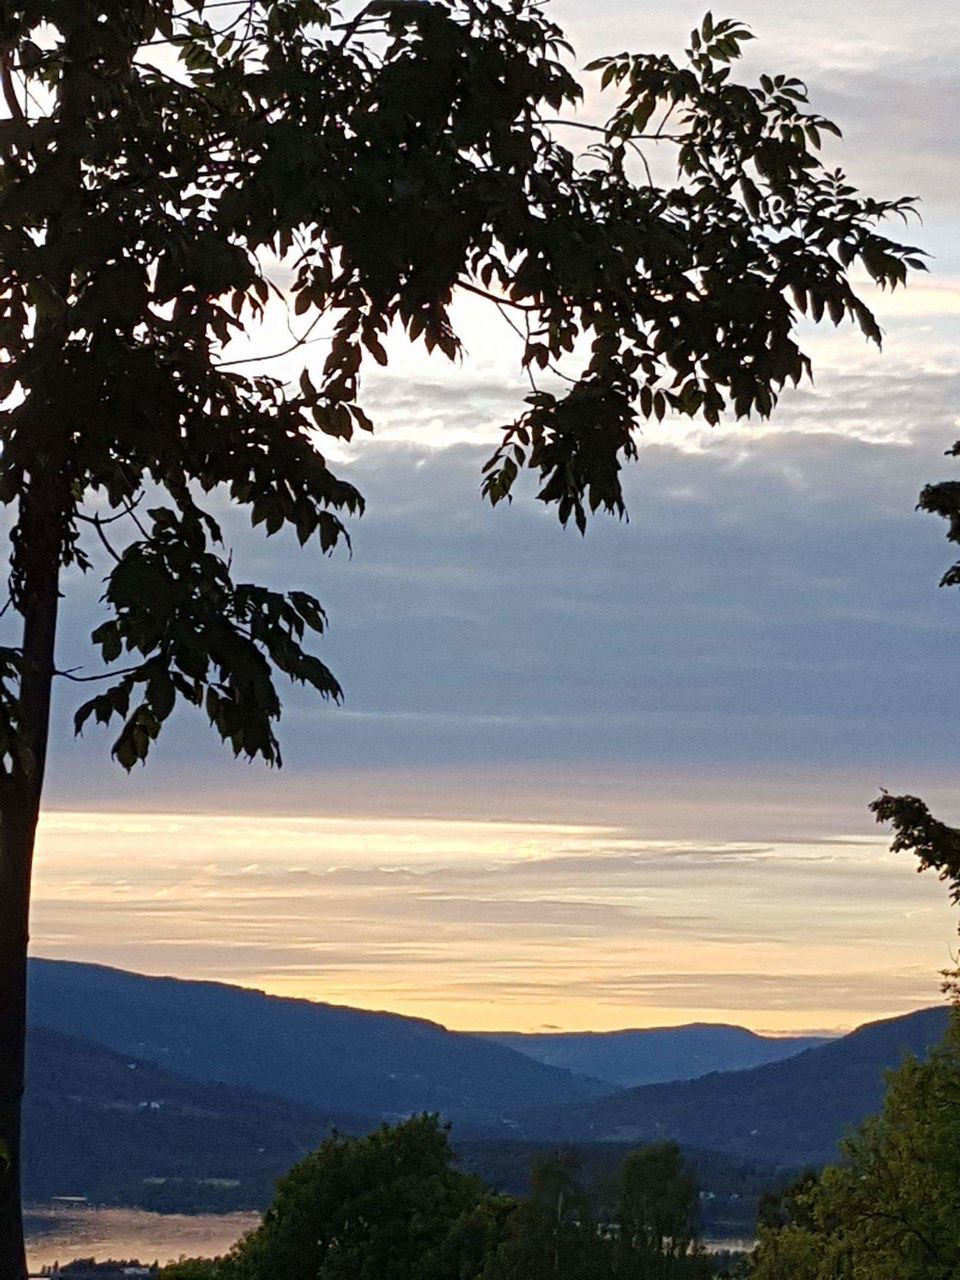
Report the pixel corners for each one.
[0,51,25,122]
[55,665,141,683]
[456,279,539,311]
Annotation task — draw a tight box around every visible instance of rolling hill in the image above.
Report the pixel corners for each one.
[481,1024,828,1088]
[25,961,954,1229]
[27,958,604,1132]
[28,959,954,1172]
[23,1027,781,1236]
[24,1026,370,1210]
[533,1005,952,1165]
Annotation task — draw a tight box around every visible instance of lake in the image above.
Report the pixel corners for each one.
[25,1206,752,1273]
[25,1206,261,1272]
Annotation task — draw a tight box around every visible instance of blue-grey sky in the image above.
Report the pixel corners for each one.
[26,0,960,1031]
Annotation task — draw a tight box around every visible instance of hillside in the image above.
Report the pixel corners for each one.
[27,958,604,1131]
[537,1006,952,1165]
[23,1026,370,1210]
[23,1026,783,1237]
[481,1024,828,1088]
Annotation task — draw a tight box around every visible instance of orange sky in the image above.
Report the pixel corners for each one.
[30,767,958,1034]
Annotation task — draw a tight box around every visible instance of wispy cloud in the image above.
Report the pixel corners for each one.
[31,810,954,1033]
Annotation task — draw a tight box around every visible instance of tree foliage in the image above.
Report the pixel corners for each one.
[0,3,924,1273]
[161,1262,229,1280]
[870,442,960,938]
[483,1150,610,1280]
[616,1141,710,1278]
[871,791,960,910]
[224,1127,716,1280]
[0,0,921,768]
[226,1115,504,1280]
[751,1011,960,1280]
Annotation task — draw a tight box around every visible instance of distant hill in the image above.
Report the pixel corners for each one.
[23,1026,369,1210]
[533,1006,952,1165]
[480,1024,828,1088]
[27,958,605,1132]
[25,962,951,1230]
[23,1026,781,1236]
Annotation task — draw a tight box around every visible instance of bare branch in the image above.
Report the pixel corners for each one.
[56,665,141,683]
[456,279,539,312]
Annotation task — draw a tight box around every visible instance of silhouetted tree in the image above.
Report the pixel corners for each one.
[0,2,921,1271]
[161,1262,228,1280]
[484,1150,608,1280]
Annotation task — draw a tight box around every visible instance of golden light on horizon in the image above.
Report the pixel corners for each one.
[30,804,953,1035]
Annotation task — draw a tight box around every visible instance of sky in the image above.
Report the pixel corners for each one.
[25,0,960,1033]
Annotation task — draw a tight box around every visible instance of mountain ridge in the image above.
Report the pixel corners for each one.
[528,1004,952,1164]
[478,1023,829,1087]
[26,957,606,1132]
[24,1024,372,1210]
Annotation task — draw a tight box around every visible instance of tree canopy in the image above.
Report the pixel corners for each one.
[617,1140,707,1276]
[226,1115,503,1280]
[751,1010,960,1279]
[483,1149,610,1280]
[0,0,921,770]
[189,1123,714,1280]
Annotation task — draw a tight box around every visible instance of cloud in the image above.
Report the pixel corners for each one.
[31,355,959,809]
[30,809,957,1032]
[14,0,960,1033]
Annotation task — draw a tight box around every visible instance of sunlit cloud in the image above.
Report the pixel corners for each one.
[31,809,954,1034]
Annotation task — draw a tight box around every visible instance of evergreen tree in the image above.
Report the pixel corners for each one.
[615,1142,712,1280]
[483,1151,610,1280]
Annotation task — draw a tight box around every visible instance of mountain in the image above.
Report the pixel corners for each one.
[27,958,605,1131]
[533,1006,952,1165]
[23,1026,778,1237]
[24,1026,370,1210]
[480,1024,828,1088]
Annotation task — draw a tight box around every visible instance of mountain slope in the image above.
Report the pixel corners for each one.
[481,1024,828,1088]
[28,958,604,1131]
[22,1026,780,1237]
[24,1026,369,1209]
[537,1006,952,1165]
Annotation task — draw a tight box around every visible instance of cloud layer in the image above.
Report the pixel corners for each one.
[17,0,960,1032]
[32,811,954,1033]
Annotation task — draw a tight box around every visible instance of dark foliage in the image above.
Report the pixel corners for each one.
[0,4,924,1271]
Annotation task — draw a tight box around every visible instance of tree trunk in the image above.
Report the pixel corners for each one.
[0,8,93,1274]
[0,490,62,1280]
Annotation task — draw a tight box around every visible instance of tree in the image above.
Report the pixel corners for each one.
[0,1,920,1272]
[615,1141,711,1279]
[483,1150,609,1280]
[751,1011,960,1279]
[161,1262,229,1280]
[869,454,960,991]
[226,1114,502,1280]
